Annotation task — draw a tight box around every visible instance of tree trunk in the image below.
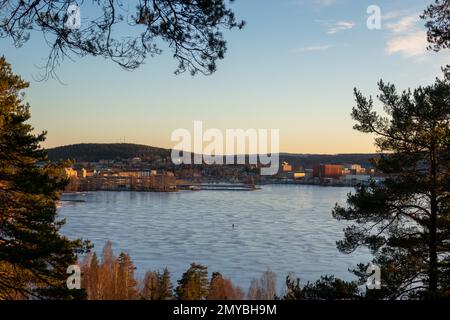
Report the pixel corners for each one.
[429,144,438,296]
[429,192,438,294]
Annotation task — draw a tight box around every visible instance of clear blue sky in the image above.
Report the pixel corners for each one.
[1,0,448,153]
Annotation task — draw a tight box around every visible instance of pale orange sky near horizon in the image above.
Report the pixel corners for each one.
[3,0,447,154]
[36,118,378,154]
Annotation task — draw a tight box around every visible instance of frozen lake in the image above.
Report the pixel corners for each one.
[59,185,371,292]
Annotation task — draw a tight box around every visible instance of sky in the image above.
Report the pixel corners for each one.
[1,0,448,154]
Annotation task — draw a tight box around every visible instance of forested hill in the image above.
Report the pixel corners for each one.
[47,143,171,162]
[46,143,379,168]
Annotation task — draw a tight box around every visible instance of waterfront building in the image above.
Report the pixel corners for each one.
[313,164,344,179]
[281,161,292,172]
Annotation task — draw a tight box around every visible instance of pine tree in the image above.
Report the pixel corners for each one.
[141,268,173,300]
[0,56,90,299]
[0,1,244,77]
[117,253,138,300]
[176,263,209,300]
[159,268,173,300]
[333,74,450,299]
[422,0,450,52]
[422,0,450,78]
[283,275,360,300]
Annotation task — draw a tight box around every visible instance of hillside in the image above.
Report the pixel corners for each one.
[46,143,379,168]
[47,143,170,162]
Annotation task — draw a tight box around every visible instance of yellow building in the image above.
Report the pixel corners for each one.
[293,172,306,179]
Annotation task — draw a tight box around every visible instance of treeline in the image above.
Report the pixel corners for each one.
[47,143,379,169]
[81,241,243,300]
[79,242,361,300]
[47,143,170,163]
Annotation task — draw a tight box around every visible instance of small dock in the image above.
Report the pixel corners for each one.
[177,184,260,191]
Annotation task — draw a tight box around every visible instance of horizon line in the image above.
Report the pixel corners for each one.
[45,142,381,156]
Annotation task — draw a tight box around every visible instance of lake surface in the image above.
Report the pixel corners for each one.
[59,185,371,292]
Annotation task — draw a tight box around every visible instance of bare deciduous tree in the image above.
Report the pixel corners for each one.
[247,278,262,300]
[80,241,139,300]
[247,268,277,300]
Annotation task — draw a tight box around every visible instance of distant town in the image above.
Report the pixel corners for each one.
[59,144,386,193]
